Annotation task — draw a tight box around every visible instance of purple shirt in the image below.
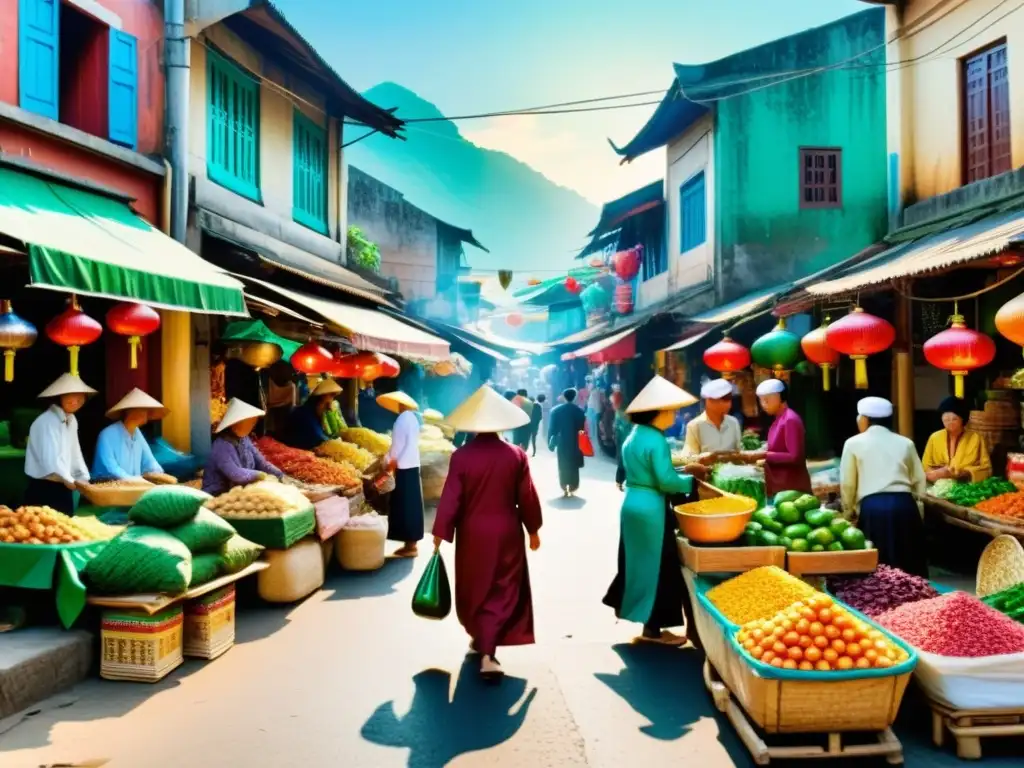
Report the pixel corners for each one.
[764,406,811,497]
[202,435,283,495]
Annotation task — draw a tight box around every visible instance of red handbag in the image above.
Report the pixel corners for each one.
[578,429,595,458]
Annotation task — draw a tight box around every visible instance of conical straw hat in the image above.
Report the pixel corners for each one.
[106,388,169,420]
[310,378,342,397]
[38,373,97,399]
[376,391,419,414]
[215,398,266,433]
[445,386,529,433]
[626,375,697,414]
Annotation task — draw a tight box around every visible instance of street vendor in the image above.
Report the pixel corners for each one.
[202,398,284,495]
[287,378,344,449]
[840,396,928,575]
[746,378,811,497]
[24,374,95,513]
[922,395,992,483]
[92,388,176,483]
[378,391,424,559]
[683,378,742,464]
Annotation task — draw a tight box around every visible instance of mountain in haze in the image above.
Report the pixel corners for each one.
[346,82,599,280]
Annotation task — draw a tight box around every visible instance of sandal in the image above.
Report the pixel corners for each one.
[637,630,688,647]
[392,546,418,559]
[480,655,504,681]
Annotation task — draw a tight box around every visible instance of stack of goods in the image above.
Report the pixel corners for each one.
[419,426,456,503]
[254,437,361,488]
[709,464,766,510]
[975,492,1024,522]
[183,585,237,661]
[877,593,1024,657]
[827,565,939,618]
[335,504,387,571]
[205,481,314,550]
[100,605,184,682]
[315,439,376,473]
[931,476,1016,508]
[339,427,391,457]
[1008,453,1024,491]
[746,490,871,553]
[321,401,345,439]
[706,566,817,625]
[0,506,120,544]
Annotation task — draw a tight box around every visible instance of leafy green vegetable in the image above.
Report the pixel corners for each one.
[944,477,1017,508]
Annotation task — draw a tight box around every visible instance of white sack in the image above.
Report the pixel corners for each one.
[914,648,1024,710]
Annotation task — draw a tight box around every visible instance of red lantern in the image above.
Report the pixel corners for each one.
[614,283,634,314]
[703,337,751,379]
[106,302,161,370]
[995,292,1024,351]
[565,276,582,294]
[364,353,400,381]
[290,341,333,374]
[45,297,102,376]
[801,320,841,391]
[506,312,524,328]
[338,351,400,382]
[826,307,895,389]
[614,247,642,281]
[923,309,995,399]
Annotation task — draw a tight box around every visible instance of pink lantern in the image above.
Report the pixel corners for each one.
[614,247,642,281]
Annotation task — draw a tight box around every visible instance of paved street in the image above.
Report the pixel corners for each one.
[1,451,1023,767]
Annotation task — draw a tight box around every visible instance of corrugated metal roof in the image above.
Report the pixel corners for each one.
[687,284,790,324]
[663,326,715,352]
[561,327,636,361]
[805,209,1024,297]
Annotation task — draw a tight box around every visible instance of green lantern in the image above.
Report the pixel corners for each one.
[751,318,802,375]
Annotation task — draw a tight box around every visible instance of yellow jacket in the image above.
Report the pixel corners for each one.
[921,429,992,482]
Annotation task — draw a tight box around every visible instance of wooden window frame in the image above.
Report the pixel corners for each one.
[206,48,261,202]
[292,110,328,234]
[961,40,1012,185]
[680,170,707,253]
[799,147,843,210]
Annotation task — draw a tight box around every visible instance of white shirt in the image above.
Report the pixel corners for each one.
[387,410,421,470]
[588,388,602,411]
[840,425,926,513]
[25,405,90,484]
[683,412,742,457]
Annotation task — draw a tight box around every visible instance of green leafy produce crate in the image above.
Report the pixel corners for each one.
[219,506,315,550]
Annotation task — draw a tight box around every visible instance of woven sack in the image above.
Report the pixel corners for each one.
[257,538,324,603]
[169,508,236,553]
[335,527,386,571]
[130,486,212,528]
[189,553,222,587]
[977,535,1024,597]
[84,526,192,594]
[218,534,264,574]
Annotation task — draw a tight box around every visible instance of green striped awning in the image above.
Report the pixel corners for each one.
[0,167,247,315]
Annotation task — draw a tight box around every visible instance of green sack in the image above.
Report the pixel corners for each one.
[411,551,452,620]
[83,526,192,595]
[168,508,236,553]
[129,486,212,528]
[189,553,222,587]
[218,534,264,574]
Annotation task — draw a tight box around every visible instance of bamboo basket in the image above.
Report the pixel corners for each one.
[183,586,235,660]
[79,480,155,508]
[100,605,184,682]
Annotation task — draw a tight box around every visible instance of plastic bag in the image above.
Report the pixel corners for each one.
[168,508,236,553]
[218,534,264,574]
[84,526,192,595]
[578,430,594,458]
[913,649,1024,709]
[130,485,212,528]
[189,553,222,587]
[412,551,452,620]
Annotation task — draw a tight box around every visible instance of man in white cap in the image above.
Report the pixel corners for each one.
[683,378,742,463]
[24,373,95,513]
[840,396,928,576]
[747,378,811,497]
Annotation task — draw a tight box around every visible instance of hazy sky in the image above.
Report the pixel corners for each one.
[276,0,867,205]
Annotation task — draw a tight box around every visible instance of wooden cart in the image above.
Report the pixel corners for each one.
[929,700,1024,760]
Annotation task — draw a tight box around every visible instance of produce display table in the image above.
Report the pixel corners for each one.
[0,540,110,627]
[920,494,1024,540]
[929,701,1024,760]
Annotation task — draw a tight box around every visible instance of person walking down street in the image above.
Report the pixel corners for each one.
[604,376,699,646]
[587,382,604,454]
[548,388,586,497]
[840,397,928,576]
[379,391,424,559]
[512,389,534,450]
[529,393,545,456]
[745,379,811,497]
[433,386,543,680]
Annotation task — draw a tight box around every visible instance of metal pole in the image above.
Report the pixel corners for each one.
[164,0,189,243]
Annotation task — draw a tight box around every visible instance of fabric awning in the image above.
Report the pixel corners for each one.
[805,210,1024,297]
[0,167,247,314]
[450,331,510,362]
[561,327,636,361]
[663,326,716,352]
[240,276,450,360]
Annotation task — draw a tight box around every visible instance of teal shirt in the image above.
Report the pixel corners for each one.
[621,424,693,495]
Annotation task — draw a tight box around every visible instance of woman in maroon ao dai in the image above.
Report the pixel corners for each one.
[433,386,543,680]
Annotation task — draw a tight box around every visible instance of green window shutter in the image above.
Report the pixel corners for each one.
[292,110,328,234]
[206,49,260,201]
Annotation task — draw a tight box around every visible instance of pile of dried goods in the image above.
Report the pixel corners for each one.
[206,481,310,519]
[827,565,939,617]
[706,566,817,625]
[315,439,376,472]
[210,398,228,426]
[976,492,1024,520]
[0,506,116,544]
[339,427,391,457]
[255,437,361,486]
[876,591,1024,657]
[737,593,909,671]
[419,437,455,456]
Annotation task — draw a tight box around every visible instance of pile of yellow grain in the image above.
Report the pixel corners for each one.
[706,566,818,625]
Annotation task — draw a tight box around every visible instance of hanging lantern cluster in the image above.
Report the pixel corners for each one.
[505,312,525,328]
[498,270,513,290]
[924,303,995,399]
[801,319,840,391]
[106,302,161,370]
[564,276,582,294]
[46,296,102,377]
[0,301,37,382]
[751,318,802,375]
[826,307,895,389]
[704,336,751,379]
[613,246,642,281]
[291,341,333,375]
[331,351,400,383]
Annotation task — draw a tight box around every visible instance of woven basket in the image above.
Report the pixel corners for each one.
[335,527,386,571]
[183,586,235,660]
[101,606,183,682]
[257,538,325,603]
[976,535,1024,598]
[79,481,154,508]
[373,472,396,494]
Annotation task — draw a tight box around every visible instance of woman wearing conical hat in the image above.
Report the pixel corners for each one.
[432,386,543,680]
[287,378,344,449]
[24,374,96,513]
[202,398,284,495]
[92,389,176,484]
[378,390,425,558]
[603,375,700,647]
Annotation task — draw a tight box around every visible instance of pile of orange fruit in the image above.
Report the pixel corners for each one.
[735,593,910,672]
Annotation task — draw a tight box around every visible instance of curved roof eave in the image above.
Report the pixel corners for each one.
[609,81,709,163]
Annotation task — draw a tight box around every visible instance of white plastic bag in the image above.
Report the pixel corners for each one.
[913,648,1024,709]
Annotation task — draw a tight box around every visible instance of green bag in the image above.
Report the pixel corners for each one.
[168,508,236,553]
[411,551,452,620]
[83,526,192,595]
[129,486,212,528]
[189,553,222,587]
[218,534,264,574]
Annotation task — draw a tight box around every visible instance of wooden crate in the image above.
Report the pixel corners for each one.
[183,585,236,660]
[787,548,878,576]
[677,537,785,574]
[101,606,183,682]
[930,701,1024,760]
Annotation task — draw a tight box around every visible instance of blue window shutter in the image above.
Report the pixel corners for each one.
[292,111,328,233]
[18,0,59,120]
[680,171,707,252]
[206,49,260,201]
[108,30,138,149]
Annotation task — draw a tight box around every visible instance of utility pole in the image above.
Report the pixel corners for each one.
[164,0,189,243]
